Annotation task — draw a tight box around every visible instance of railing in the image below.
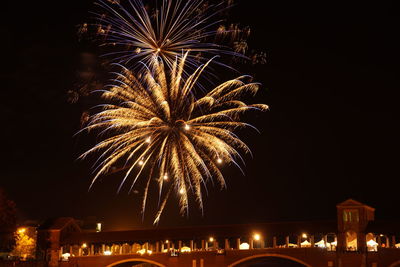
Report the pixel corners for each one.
[60,238,338,261]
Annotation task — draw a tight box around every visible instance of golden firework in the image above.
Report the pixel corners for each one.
[95,0,239,71]
[81,53,268,224]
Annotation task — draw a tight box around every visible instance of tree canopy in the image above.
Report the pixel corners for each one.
[0,188,17,252]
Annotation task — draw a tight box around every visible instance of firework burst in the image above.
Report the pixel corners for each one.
[81,53,268,224]
[94,0,240,72]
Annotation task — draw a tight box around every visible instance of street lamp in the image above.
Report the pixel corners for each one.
[252,233,262,249]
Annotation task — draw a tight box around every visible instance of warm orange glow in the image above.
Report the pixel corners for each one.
[137,248,152,255]
[217,158,223,164]
[180,246,191,253]
[367,239,378,247]
[81,243,87,248]
[209,237,214,242]
[17,228,26,234]
[301,240,311,247]
[253,233,261,241]
[239,242,250,250]
[302,233,308,239]
[61,253,71,260]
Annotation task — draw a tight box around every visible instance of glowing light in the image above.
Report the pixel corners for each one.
[137,248,152,255]
[137,248,146,255]
[302,233,308,239]
[209,237,214,242]
[96,223,102,232]
[156,48,161,52]
[145,137,151,143]
[301,240,311,247]
[104,250,112,255]
[163,174,168,180]
[184,124,190,131]
[239,243,250,250]
[165,240,169,244]
[81,53,268,224]
[217,158,223,164]
[180,246,191,253]
[367,239,378,247]
[61,253,71,261]
[81,243,87,248]
[315,239,326,248]
[17,228,26,234]
[253,233,261,241]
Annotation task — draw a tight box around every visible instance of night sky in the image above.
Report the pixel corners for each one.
[3,0,399,230]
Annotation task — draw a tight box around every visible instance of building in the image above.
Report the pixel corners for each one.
[35,199,400,267]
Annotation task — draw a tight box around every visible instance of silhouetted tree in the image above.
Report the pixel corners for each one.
[0,188,17,252]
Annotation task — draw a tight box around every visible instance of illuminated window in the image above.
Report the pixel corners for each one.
[346,231,358,251]
[343,209,359,223]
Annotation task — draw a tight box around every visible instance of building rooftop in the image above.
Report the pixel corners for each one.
[61,220,337,245]
[38,217,77,231]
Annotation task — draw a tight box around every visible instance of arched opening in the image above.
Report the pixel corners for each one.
[379,234,390,248]
[346,231,358,251]
[106,258,166,267]
[229,254,313,267]
[366,233,378,251]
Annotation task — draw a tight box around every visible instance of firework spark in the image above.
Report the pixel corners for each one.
[81,53,268,224]
[94,0,240,71]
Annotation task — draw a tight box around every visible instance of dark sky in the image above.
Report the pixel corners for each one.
[2,0,399,230]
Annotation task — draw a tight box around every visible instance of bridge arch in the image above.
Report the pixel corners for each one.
[228,253,313,267]
[105,258,166,267]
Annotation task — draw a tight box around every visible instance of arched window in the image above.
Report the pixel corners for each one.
[366,233,378,251]
[346,231,358,251]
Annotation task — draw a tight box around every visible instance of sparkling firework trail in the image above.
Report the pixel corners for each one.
[94,0,241,72]
[81,53,268,224]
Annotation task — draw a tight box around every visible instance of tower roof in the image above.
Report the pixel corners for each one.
[336,199,375,211]
[38,217,81,231]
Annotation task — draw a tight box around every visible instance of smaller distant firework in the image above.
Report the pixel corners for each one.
[93,0,244,72]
